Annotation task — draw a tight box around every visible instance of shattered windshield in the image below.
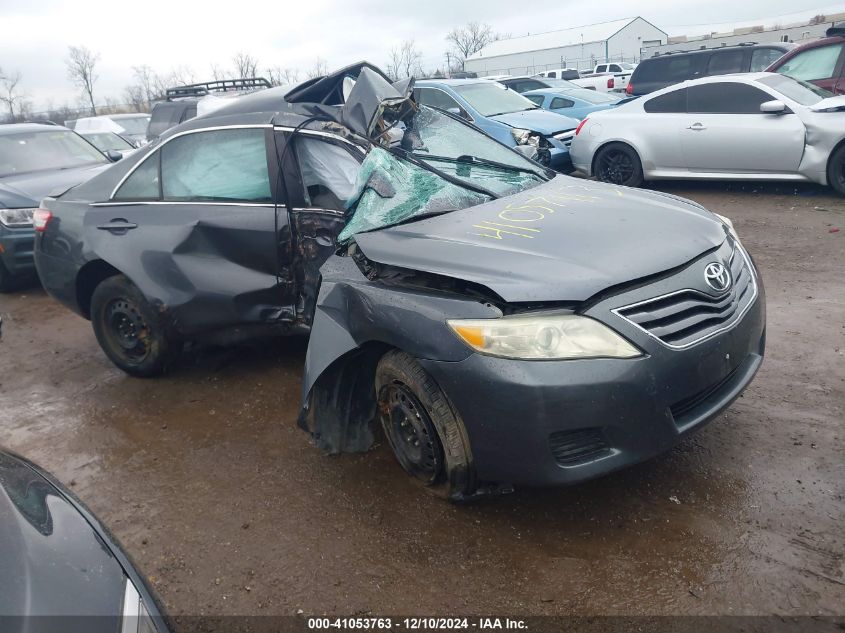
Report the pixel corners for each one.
[337,106,548,242]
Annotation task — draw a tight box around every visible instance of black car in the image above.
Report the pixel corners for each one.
[35,62,765,500]
[0,449,169,632]
[147,77,271,141]
[0,123,110,291]
[628,42,795,95]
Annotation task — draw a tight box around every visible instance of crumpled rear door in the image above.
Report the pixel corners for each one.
[86,126,295,333]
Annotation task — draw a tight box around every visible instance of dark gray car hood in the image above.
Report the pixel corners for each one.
[0,163,108,207]
[353,177,727,303]
[0,452,125,621]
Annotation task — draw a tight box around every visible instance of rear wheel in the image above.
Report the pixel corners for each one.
[90,275,179,377]
[594,142,643,187]
[375,350,476,501]
[827,145,845,196]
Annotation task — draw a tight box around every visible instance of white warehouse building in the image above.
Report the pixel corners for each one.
[464,17,668,76]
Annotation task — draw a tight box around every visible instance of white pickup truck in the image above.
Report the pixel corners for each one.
[538,63,636,93]
[579,63,637,92]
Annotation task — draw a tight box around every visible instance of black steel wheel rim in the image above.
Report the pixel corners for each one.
[599,150,634,184]
[105,298,151,361]
[379,382,443,483]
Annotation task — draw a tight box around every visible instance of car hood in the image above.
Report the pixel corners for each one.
[0,163,109,207]
[353,177,727,303]
[0,451,126,619]
[489,108,579,133]
[808,95,845,112]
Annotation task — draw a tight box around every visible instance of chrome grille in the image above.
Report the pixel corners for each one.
[614,246,757,349]
[552,129,575,148]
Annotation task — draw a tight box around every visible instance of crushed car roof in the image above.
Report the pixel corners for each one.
[184,62,414,142]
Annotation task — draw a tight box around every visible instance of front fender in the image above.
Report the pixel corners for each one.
[299,255,501,453]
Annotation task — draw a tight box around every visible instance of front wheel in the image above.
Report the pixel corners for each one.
[827,145,845,196]
[594,142,644,187]
[0,262,11,293]
[90,275,179,377]
[375,350,476,501]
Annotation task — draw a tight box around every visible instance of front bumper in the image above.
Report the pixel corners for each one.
[0,225,36,280]
[419,253,766,488]
[548,146,574,173]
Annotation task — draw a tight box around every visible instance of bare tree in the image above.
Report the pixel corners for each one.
[169,65,197,86]
[65,46,100,115]
[267,66,300,86]
[386,41,424,81]
[305,58,328,79]
[232,52,259,78]
[0,68,26,121]
[446,22,498,70]
[123,84,146,112]
[401,40,423,78]
[132,65,157,106]
[210,63,229,81]
[385,48,403,82]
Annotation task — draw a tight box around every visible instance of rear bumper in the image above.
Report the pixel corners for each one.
[34,248,84,315]
[0,226,36,280]
[419,271,766,488]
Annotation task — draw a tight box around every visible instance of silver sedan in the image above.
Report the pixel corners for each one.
[570,72,845,195]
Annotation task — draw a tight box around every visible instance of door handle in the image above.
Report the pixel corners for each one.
[97,219,138,233]
[687,123,706,131]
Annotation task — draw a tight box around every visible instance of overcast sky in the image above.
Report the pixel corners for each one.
[2,0,844,111]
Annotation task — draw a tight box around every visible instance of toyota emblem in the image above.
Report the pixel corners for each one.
[704,262,731,293]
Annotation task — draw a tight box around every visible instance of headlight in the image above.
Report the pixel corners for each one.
[0,208,36,228]
[447,314,641,360]
[121,578,159,633]
[510,128,547,148]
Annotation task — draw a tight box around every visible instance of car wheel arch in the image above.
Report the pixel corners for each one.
[75,259,123,319]
[591,140,645,176]
[298,340,396,454]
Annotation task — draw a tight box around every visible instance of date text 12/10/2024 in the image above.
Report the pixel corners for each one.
[307,618,528,630]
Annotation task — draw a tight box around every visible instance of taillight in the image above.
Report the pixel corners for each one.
[34,208,53,232]
[626,82,633,95]
[607,77,614,89]
[575,118,589,136]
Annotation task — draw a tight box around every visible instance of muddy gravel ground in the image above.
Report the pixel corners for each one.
[1,180,843,622]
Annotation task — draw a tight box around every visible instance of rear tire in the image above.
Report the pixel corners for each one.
[90,275,178,377]
[827,145,845,196]
[594,142,644,187]
[375,350,476,501]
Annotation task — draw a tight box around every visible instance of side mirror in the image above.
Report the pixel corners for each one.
[760,100,787,114]
[105,150,123,162]
[447,107,468,120]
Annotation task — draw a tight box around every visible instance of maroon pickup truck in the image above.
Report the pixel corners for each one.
[767,23,845,94]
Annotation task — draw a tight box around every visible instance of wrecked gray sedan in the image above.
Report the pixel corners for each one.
[35,63,765,499]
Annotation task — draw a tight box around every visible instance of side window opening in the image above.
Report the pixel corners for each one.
[706,50,746,76]
[687,83,771,114]
[550,97,574,109]
[113,154,160,200]
[160,128,271,202]
[525,95,544,106]
[644,88,687,113]
[293,136,362,211]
